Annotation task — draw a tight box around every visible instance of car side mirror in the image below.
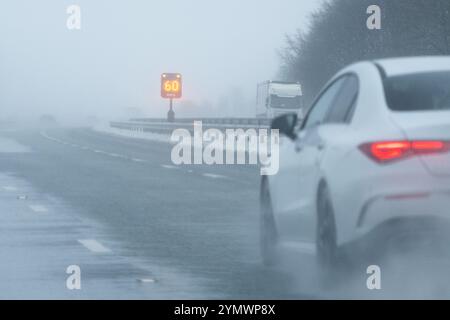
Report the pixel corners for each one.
[271,113,298,140]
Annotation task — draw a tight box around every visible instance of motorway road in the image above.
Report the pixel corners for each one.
[2,126,450,299]
[0,126,323,299]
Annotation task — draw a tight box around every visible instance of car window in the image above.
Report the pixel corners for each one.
[325,75,359,124]
[384,71,450,111]
[303,77,347,129]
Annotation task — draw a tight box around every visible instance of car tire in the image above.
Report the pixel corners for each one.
[260,178,278,266]
[316,181,339,270]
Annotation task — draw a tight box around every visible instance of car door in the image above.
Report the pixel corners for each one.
[296,75,360,243]
[273,76,348,243]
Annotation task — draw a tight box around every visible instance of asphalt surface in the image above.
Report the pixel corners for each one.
[3,126,450,299]
[0,126,319,299]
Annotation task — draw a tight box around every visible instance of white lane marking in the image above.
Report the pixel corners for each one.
[28,205,48,213]
[78,239,111,253]
[2,186,18,191]
[107,153,125,158]
[41,132,149,165]
[161,165,179,169]
[40,132,68,146]
[202,173,229,179]
[137,278,156,283]
[40,132,54,141]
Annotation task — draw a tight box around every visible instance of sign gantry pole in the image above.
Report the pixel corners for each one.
[168,98,175,122]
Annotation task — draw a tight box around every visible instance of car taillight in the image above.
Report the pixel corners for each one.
[359,140,450,163]
[411,141,447,153]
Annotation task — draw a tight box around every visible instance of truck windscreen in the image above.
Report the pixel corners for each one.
[270,95,302,109]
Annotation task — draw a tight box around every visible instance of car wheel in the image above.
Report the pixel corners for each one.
[260,179,278,266]
[316,181,338,270]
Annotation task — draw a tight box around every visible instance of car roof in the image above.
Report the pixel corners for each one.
[374,56,450,77]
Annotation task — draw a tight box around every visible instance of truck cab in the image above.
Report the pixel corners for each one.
[256,81,303,119]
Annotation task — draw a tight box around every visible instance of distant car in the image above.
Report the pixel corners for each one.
[261,56,450,268]
[39,114,58,127]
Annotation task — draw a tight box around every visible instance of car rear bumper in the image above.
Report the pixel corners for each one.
[342,215,450,264]
[327,149,450,245]
[356,189,450,235]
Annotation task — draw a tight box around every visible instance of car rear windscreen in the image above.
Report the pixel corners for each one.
[384,71,450,111]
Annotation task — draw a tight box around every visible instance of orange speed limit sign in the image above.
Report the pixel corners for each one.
[161,73,182,99]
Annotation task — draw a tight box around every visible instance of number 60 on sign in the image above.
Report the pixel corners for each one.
[161,73,182,99]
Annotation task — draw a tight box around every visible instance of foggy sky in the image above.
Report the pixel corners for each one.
[0,0,321,123]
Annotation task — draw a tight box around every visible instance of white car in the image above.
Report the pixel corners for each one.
[261,56,450,267]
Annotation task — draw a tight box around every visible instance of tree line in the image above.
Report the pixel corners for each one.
[280,0,450,104]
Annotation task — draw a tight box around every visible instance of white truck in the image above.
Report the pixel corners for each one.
[256,81,303,119]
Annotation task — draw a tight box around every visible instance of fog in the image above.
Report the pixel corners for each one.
[0,0,320,124]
